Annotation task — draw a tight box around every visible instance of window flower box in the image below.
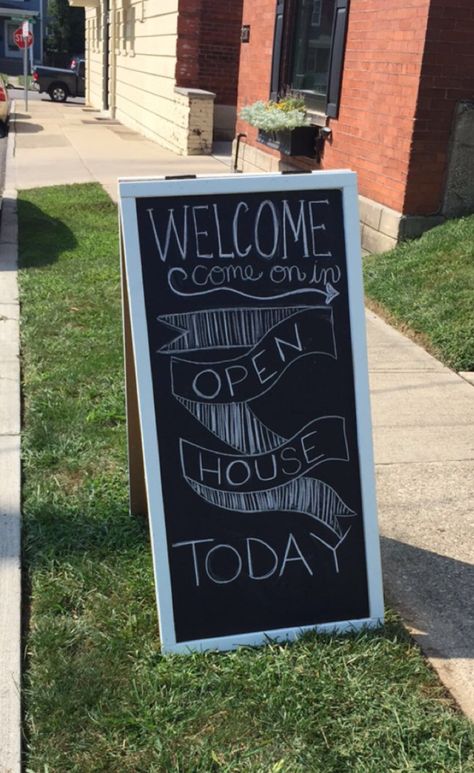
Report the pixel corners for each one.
[257,126,318,157]
[240,97,317,158]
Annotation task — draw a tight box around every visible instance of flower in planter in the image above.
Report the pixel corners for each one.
[240,97,310,133]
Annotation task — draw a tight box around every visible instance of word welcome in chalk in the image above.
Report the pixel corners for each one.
[146,198,332,262]
[172,532,329,586]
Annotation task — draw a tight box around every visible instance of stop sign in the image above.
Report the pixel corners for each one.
[14,27,33,49]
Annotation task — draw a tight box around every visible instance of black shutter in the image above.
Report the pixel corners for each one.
[270,0,286,99]
[326,0,349,118]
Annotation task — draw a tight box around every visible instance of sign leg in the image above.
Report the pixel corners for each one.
[23,45,28,111]
[121,235,148,517]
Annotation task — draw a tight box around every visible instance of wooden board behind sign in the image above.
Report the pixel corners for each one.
[120,240,147,517]
[119,171,384,653]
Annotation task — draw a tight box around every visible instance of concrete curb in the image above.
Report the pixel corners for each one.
[0,102,21,773]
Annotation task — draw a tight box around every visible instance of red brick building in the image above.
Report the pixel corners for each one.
[235,0,474,251]
[83,0,244,155]
[176,0,244,140]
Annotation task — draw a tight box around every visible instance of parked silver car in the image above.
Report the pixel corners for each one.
[0,79,10,136]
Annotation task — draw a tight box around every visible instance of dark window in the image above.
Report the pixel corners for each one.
[289,0,333,110]
[271,0,349,117]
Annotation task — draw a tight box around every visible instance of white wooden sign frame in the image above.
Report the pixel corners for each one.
[119,170,384,654]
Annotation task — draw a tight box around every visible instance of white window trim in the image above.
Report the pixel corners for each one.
[5,21,23,58]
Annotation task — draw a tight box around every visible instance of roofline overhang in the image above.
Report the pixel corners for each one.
[0,7,39,16]
[68,0,98,7]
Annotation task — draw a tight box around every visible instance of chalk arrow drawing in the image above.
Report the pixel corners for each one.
[324,282,339,304]
[168,269,341,304]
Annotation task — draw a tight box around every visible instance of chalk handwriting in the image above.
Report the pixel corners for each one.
[172,532,316,587]
[169,308,337,406]
[179,416,349,492]
[147,198,332,263]
[166,262,341,301]
[160,306,355,569]
[171,528,354,586]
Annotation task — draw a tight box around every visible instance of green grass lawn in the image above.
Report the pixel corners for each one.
[363,215,474,371]
[19,184,474,771]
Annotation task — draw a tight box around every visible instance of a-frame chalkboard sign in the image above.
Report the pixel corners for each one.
[119,171,384,654]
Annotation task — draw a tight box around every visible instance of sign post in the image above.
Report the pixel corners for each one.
[119,171,384,653]
[14,23,33,110]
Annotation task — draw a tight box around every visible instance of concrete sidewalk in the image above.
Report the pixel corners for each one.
[367,310,474,717]
[9,92,231,198]
[0,96,473,771]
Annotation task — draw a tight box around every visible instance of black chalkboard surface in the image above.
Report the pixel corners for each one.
[119,171,384,653]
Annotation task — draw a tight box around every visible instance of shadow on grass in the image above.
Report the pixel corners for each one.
[24,500,150,568]
[17,198,77,268]
[25,498,474,663]
[381,536,474,660]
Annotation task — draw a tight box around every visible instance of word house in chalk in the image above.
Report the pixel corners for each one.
[119,171,384,653]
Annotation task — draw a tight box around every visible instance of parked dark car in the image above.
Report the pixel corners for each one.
[32,58,85,102]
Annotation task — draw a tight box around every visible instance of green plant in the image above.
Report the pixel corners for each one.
[17,75,33,88]
[363,214,474,371]
[240,97,310,132]
[46,0,84,56]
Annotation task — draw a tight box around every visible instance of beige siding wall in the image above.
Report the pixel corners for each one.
[85,6,104,109]
[114,0,180,151]
[84,0,214,154]
[86,0,181,149]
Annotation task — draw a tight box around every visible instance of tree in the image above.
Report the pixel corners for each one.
[47,0,85,56]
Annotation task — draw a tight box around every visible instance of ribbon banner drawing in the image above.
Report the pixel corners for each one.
[169,306,336,404]
[158,306,356,564]
[180,417,348,494]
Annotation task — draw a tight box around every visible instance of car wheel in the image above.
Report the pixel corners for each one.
[49,84,68,102]
[0,121,7,139]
